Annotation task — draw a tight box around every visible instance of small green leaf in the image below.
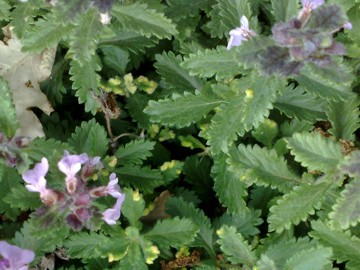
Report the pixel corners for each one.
[101,46,130,75]
[121,188,145,229]
[0,0,11,24]
[268,182,332,233]
[68,119,108,156]
[3,186,41,211]
[286,132,344,172]
[0,77,18,137]
[116,140,155,165]
[284,246,332,270]
[165,0,210,21]
[216,225,256,266]
[64,232,108,259]
[24,138,72,161]
[271,0,300,22]
[252,119,279,147]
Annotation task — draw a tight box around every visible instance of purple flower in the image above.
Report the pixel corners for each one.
[102,192,126,225]
[344,22,352,30]
[90,173,121,198]
[58,151,88,194]
[22,158,58,206]
[81,156,103,179]
[0,241,35,270]
[301,0,324,10]
[227,15,256,50]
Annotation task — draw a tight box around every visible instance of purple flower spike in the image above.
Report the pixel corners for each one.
[102,193,126,225]
[58,151,88,194]
[227,16,256,50]
[0,241,35,270]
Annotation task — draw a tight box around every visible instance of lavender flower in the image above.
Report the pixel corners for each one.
[102,192,126,225]
[90,173,121,198]
[227,16,256,50]
[0,241,35,270]
[298,0,324,22]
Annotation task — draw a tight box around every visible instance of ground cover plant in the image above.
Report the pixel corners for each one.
[0,0,360,269]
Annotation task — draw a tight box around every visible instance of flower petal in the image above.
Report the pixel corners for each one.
[0,241,35,270]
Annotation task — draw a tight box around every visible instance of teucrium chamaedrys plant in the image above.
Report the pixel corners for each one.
[0,0,360,269]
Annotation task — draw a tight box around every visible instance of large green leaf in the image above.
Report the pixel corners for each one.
[286,132,344,173]
[268,182,332,233]
[284,246,332,270]
[217,225,256,266]
[271,0,299,22]
[208,76,278,153]
[229,144,300,193]
[0,77,18,137]
[329,178,360,229]
[327,98,360,141]
[145,88,223,128]
[112,3,178,39]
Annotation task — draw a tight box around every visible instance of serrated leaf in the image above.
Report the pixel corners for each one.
[212,153,248,214]
[229,144,300,193]
[3,185,41,211]
[68,119,108,156]
[24,138,72,161]
[206,0,252,38]
[64,232,108,258]
[274,85,327,122]
[0,77,18,137]
[208,76,278,153]
[69,56,101,114]
[101,45,130,75]
[271,0,299,22]
[297,62,355,101]
[327,98,360,141]
[310,220,360,266]
[329,178,360,229]
[279,119,313,137]
[251,119,279,147]
[112,3,177,39]
[286,132,344,172]
[144,217,198,250]
[116,140,155,165]
[347,3,360,42]
[340,150,360,177]
[284,246,332,270]
[256,255,277,270]
[181,46,245,80]
[0,167,22,220]
[268,182,332,233]
[0,0,11,20]
[154,52,204,91]
[145,88,223,128]
[121,188,145,228]
[68,8,103,66]
[165,0,210,21]
[217,225,256,266]
[310,4,348,32]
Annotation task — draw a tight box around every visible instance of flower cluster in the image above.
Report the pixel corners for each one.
[22,151,125,231]
[0,241,34,270]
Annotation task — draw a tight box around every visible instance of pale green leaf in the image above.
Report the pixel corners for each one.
[68,119,108,157]
[340,150,360,177]
[212,153,248,214]
[69,56,101,114]
[154,52,204,92]
[116,140,155,165]
[64,232,108,258]
[112,3,177,39]
[329,179,360,229]
[217,225,256,266]
[208,76,278,153]
[347,3,360,42]
[121,188,145,228]
[0,0,10,20]
[144,88,223,128]
[0,77,18,137]
[268,182,332,233]
[229,144,300,193]
[284,246,332,270]
[286,132,344,172]
[327,98,360,141]
[310,220,360,266]
[256,255,277,270]
[118,241,148,270]
[271,0,299,22]
[144,217,198,250]
[274,85,327,122]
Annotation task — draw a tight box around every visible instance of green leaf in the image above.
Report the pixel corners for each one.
[212,153,248,214]
[166,197,216,258]
[68,119,108,156]
[24,138,71,161]
[329,179,360,229]
[0,167,22,220]
[116,140,155,165]
[144,217,199,250]
[279,119,313,138]
[69,56,101,114]
[3,185,41,211]
[206,0,253,38]
[127,92,152,129]
[154,52,204,92]
[284,246,332,270]
[112,3,178,39]
[347,3,360,42]
[0,77,18,137]
[101,46,130,75]
[285,132,344,172]
[229,144,300,193]
[340,150,360,177]
[310,4,348,32]
[121,188,145,228]
[274,85,327,122]
[297,62,355,102]
[310,220,360,266]
[271,0,299,21]
[256,255,277,270]
[208,76,278,153]
[327,98,360,141]
[251,119,279,148]
[216,225,256,266]
[64,232,108,258]
[181,46,246,80]
[0,0,11,22]
[68,8,103,66]
[145,88,223,128]
[268,182,332,233]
